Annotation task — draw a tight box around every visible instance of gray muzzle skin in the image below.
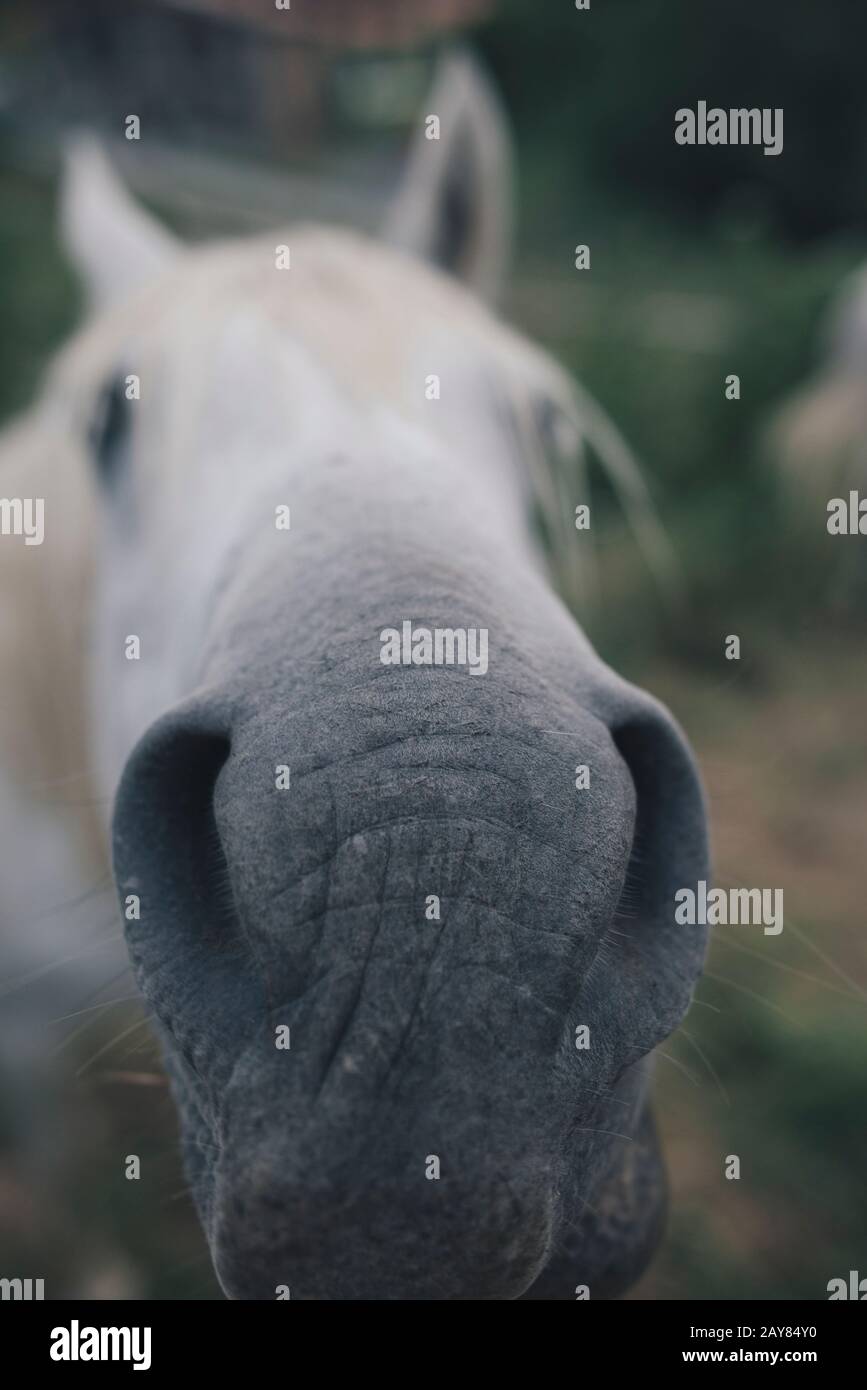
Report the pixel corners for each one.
[112,447,709,1299]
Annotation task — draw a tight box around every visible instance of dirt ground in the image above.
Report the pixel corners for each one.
[630,632,867,1299]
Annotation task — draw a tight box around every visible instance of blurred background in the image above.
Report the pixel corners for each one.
[0,0,865,1299]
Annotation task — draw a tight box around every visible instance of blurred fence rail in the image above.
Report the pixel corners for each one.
[0,0,498,239]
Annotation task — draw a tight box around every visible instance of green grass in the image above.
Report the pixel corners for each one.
[0,163,80,421]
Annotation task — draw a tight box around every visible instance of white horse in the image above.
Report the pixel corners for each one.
[0,59,707,1299]
[770,259,867,510]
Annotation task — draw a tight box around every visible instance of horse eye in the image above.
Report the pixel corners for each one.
[89,374,132,489]
[536,397,579,457]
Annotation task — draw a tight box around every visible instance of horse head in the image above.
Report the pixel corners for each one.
[11,60,709,1298]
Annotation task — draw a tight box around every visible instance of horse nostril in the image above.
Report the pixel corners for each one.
[611,715,706,937]
[111,717,251,1004]
[603,709,710,1047]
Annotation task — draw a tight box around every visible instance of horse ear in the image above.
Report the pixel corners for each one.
[60,135,180,312]
[383,51,513,303]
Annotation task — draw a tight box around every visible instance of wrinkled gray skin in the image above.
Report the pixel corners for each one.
[102,59,710,1300]
[113,458,708,1301]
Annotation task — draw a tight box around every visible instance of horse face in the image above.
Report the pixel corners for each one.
[58,128,709,1299]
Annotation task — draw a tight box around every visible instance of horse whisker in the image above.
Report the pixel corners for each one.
[653,1049,701,1087]
[702,968,797,1023]
[0,931,124,999]
[95,1069,167,1087]
[782,917,867,1004]
[75,1015,154,1077]
[49,993,141,1024]
[714,931,867,1005]
[674,1027,730,1107]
